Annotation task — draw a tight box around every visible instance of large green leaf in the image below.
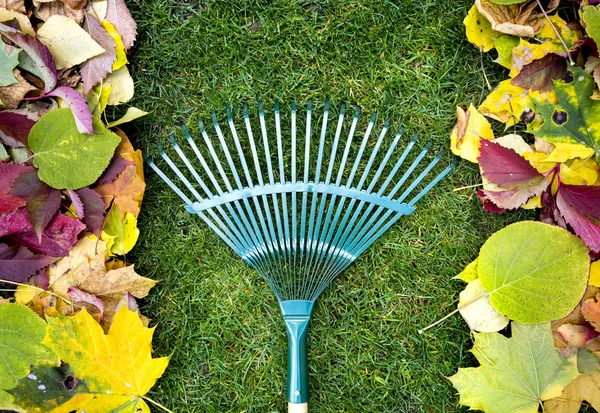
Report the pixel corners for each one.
[478,221,589,323]
[582,6,600,47]
[0,304,58,410]
[29,108,121,190]
[534,66,600,163]
[449,322,579,413]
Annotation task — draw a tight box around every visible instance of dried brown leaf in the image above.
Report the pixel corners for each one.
[0,69,36,109]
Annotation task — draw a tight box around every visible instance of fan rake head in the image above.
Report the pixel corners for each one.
[145,98,455,410]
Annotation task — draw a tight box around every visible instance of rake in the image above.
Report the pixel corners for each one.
[145,99,454,412]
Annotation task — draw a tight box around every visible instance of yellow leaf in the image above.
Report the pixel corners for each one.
[537,14,580,47]
[450,104,494,163]
[36,15,105,70]
[107,107,148,128]
[492,134,533,155]
[458,278,509,332]
[509,38,563,78]
[40,307,168,413]
[0,8,34,36]
[101,207,140,256]
[464,4,501,52]
[478,79,533,126]
[454,258,479,283]
[544,371,600,413]
[88,0,107,21]
[521,194,542,209]
[101,19,127,71]
[105,65,134,105]
[591,261,600,288]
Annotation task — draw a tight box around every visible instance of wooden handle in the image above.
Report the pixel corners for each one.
[288,402,308,413]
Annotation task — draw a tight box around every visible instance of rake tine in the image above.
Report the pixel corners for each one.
[143,154,193,206]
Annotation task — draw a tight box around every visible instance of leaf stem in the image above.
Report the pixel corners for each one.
[418,293,489,334]
[480,49,492,91]
[535,0,575,66]
[0,279,75,305]
[142,395,175,413]
[453,183,483,192]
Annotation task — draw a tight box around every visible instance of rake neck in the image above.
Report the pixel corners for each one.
[280,300,314,407]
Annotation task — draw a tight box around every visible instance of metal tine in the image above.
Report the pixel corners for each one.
[298,99,312,282]
[301,98,330,299]
[226,106,281,279]
[290,102,299,293]
[304,102,345,298]
[258,101,289,293]
[144,155,193,206]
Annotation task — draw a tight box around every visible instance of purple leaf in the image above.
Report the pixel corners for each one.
[106,0,137,50]
[0,109,39,148]
[511,54,567,92]
[81,12,117,95]
[0,208,31,238]
[0,161,34,194]
[9,171,61,240]
[45,86,95,134]
[67,189,85,218]
[10,213,85,256]
[477,190,506,214]
[556,184,600,253]
[75,187,106,236]
[0,22,18,34]
[478,140,544,189]
[95,154,133,185]
[3,32,57,94]
[29,269,49,290]
[115,292,138,313]
[477,177,548,211]
[68,286,105,317]
[0,243,57,283]
[0,195,26,215]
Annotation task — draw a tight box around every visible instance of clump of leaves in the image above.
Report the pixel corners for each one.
[447,1,600,411]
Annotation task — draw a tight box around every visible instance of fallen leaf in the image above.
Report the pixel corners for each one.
[36,14,105,70]
[582,294,600,331]
[493,35,520,69]
[464,4,501,52]
[105,0,136,50]
[0,243,57,283]
[590,260,600,287]
[74,187,105,236]
[67,285,104,318]
[28,108,121,190]
[0,109,40,148]
[582,5,600,47]
[511,53,567,92]
[554,323,600,349]
[33,0,84,23]
[46,86,94,134]
[450,104,494,163]
[95,153,133,185]
[478,79,533,126]
[102,19,126,71]
[455,258,479,282]
[478,139,544,188]
[475,0,557,37]
[0,0,25,13]
[0,8,34,36]
[81,12,117,94]
[104,64,133,105]
[88,0,107,21]
[555,183,600,253]
[11,307,168,412]
[0,69,36,109]
[459,278,509,332]
[449,322,579,413]
[10,212,85,256]
[101,205,139,256]
[545,371,600,413]
[0,43,19,87]
[477,178,547,210]
[509,38,564,78]
[106,106,148,128]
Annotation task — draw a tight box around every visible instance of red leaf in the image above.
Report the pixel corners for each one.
[0,195,26,215]
[0,161,34,194]
[67,189,84,218]
[556,184,600,253]
[45,86,94,134]
[10,213,85,256]
[106,0,137,50]
[477,176,548,211]
[95,154,134,185]
[9,171,61,240]
[477,190,506,214]
[511,54,567,92]
[81,12,117,95]
[0,109,39,148]
[0,243,57,283]
[3,32,57,94]
[75,187,106,236]
[0,208,31,238]
[478,140,544,189]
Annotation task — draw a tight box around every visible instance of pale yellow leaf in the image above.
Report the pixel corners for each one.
[107,107,148,128]
[0,8,34,36]
[105,65,133,105]
[459,278,509,332]
[450,104,494,163]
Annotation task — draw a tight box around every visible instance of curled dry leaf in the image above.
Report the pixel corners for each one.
[475,0,558,37]
[0,0,26,13]
[33,0,84,23]
[0,70,36,109]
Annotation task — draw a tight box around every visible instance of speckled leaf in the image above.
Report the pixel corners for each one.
[464,4,501,52]
[28,108,120,190]
[449,322,579,413]
[534,66,600,163]
[478,221,590,323]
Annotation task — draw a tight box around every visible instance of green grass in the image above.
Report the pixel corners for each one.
[123,1,536,411]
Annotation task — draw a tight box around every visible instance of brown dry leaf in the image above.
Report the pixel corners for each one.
[61,0,87,9]
[582,294,600,331]
[476,0,558,37]
[0,0,25,13]
[544,372,600,413]
[33,0,84,23]
[0,69,36,109]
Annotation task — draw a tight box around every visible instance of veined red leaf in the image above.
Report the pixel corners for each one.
[46,86,95,134]
[95,154,134,185]
[511,54,567,92]
[477,177,547,212]
[106,0,137,50]
[0,109,39,148]
[478,140,544,189]
[81,12,117,95]
[556,184,600,253]
[75,187,106,236]
[10,213,85,256]
[3,32,57,93]
[0,194,25,215]
[0,243,57,283]
[9,171,61,241]
[0,208,31,238]
[0,161,34,194]
[67,189,85,219]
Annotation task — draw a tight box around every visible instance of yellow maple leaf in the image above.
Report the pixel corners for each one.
[464,4,501,52]
[450,104,494,163]
[509,38,563,78]
[536,14,580,47]
[478,79,533,126]
[40,307,168,413]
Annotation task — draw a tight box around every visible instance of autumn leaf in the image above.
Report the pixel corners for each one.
[493,35,519,69]
[464,4,501,52]
[591,260,600,287]
[582,294,600,331]
[94,161,145,219]
[0,109,39,148]
[0,303,59,411]
[511,54,567,92]
[555,183,600,253]
[33,0,85,24]
[450,104,494,163]
[102,205,140,256]
[0,43,19,87]
[106,0,137,50]
[458,278,509,332]
[582,5,600,47]
[102,19,127,71]
[534,66,600,163]
[478,79,534,126]
[478,139,544,188]
[72,187,106,236]
[45,86,95,134]
[0,69,36,109]
[11,307,168,413]
[81,12,117,95]
[105,65,134,105]
[475,0,557,37]
[449,322,579,413]
[29,108,121,190]
[0,243,56,284]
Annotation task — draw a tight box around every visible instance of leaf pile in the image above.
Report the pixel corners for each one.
[448,1,600,412]
[0,1,166,412]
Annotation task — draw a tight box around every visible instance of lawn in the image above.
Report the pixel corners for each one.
[123,1,535,411]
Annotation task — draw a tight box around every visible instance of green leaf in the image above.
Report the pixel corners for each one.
[534,66,600,163]
[582,6,600,47]
[0,304,59,410]
[449,322,579,413]
[478,221,589,324]
[101,205,140,256]
[29,108,121,189]
[454,258,479,282]
[493,35,519,69]
[0,44,20,87]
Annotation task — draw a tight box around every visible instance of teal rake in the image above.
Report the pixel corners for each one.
[145,99,454,412]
